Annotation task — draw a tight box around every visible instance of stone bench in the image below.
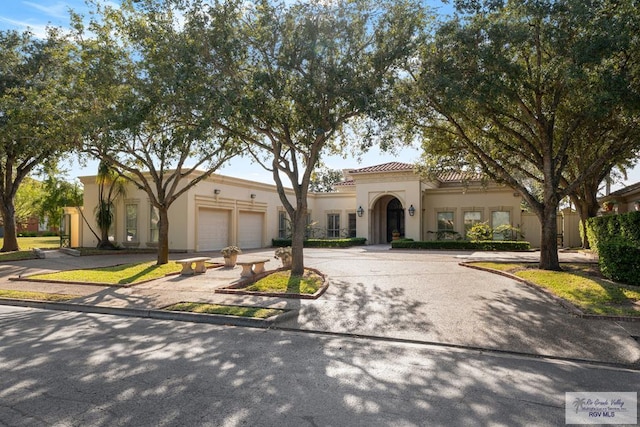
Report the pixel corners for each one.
[236,258,270,278]
[175,257,210,275]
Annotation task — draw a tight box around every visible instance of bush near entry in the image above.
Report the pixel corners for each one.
[586,211,640,253]
[586,211,640,286]
[597,238,640,286]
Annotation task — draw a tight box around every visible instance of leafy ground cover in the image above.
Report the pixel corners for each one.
[469,262,640,317]
[164,302,286,318]
[26,261,188,285]
[243,269,323,294]
[0,289,77,302]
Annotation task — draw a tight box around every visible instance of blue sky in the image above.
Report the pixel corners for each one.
[2,1,638,189]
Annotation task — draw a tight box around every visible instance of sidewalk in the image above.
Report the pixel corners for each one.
[1,247,639,367]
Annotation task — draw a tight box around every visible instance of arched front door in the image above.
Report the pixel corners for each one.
[386,197,405,242]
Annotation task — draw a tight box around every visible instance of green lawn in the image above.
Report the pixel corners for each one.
[0,289,78,302]
[469,262,640,317]
[27,261,186,285]
[0,236,61,261]
[243,269,323,294]
[164,302,286,318]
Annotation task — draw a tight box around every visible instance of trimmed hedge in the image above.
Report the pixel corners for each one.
[391,240,531,251]
[586,211,640,254]
[598,238,640,286]
[272,237,367,248]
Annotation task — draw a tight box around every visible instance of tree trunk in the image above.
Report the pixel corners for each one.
[157,206,170,265]
[0,201,19,252]
[571,194,601,250]
[290,208,307,277]
[539,205,561,270]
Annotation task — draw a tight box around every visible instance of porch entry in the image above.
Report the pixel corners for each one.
[386,198,405,242]
[370,195,406,243]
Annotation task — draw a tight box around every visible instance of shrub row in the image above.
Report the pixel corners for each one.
[586,211,640,286]
[585,211,640,253]
[272,237,367,248]
[391,240,531,251]
[597,239,640,286]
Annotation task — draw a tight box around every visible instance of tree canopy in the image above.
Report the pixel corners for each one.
[75,0,242,263]
[402,0,640,269]
[0,28,82,251]
[203,0,425,275]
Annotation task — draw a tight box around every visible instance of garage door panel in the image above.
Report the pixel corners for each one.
[238,212,263,249]
[198,208,229,251]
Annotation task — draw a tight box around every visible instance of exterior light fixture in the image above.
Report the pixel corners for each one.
[357,206,364,217]
[214,189,221,195]
[408,204,415,216]
[250,193,256,199]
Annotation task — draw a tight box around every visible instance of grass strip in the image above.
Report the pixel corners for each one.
[164,302,285,319]
[244,270,322,294]
[0,251,37,261]
[471,262,640,317]
[0,289,77,302]
[27,261,184,285]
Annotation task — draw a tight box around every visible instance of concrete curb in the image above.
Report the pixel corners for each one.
[460,262,640,323]
[0,298,297,328]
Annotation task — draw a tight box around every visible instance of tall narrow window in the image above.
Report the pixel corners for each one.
[150,205,159,243]
[327,213,340,238]
[437,211,455,239]
[348,213,357,238]
[437,212,454,232]
[491,210,511,240]
[278,211,290,238]
[125,204,138,242]
[463,211,482,239]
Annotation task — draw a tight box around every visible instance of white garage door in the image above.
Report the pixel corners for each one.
[197,208,229,251]
[238,212,263,249]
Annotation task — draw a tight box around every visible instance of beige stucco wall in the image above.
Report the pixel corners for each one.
[421,185,523,241]
[76,167,582,250]
[351,171,422,244]
[308,192,359,237]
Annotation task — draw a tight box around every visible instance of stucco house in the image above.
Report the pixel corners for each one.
[600,181,640,214]
[63,161,566,251]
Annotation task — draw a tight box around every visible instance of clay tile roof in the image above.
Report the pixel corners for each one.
[437,171,483,183]
[348,162,415,174]
[334,179,355,186]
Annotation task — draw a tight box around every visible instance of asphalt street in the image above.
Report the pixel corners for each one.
[1,305,638,427]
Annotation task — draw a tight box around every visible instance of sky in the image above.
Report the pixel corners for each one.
[2,0,639,191]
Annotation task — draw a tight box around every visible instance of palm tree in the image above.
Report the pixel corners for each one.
[94,160,126,249]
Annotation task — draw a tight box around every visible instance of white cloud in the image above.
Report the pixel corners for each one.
[23,1,70,20]
[0,16,49,38]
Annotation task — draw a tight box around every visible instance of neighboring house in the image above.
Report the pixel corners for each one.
[64,161,576,251]
[600,181,640,214]
[1,215,56,236]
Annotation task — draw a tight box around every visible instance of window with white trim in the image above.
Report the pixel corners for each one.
[327,213,340,238]
[149,205,159,243]
[125,203,138,242]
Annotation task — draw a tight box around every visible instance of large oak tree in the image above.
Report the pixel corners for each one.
[402,0,640,270]
[76,0,241,264]
[0,29,82,251]
[203,0,425,275]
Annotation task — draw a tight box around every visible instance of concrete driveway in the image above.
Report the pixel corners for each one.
[1,246,639,366]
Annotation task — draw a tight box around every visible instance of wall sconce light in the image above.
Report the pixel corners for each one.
[408,204,416,216]
[250,193,256,199]
[357,206,364,217]
[214,189,221,195]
